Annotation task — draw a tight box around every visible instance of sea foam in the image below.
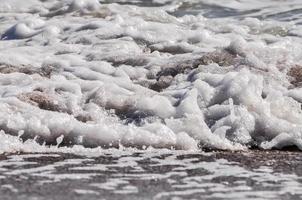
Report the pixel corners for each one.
[0,0,302,153]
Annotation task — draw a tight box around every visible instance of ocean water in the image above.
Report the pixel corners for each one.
[0,0,302,199]
[1,150,302,200]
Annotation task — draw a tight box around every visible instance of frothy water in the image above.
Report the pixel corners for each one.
[1,1,302,199]
[1,0,302,152]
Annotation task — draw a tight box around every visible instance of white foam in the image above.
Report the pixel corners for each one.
[0,0,302,153]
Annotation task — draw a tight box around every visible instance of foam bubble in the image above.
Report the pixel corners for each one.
[0,0,302,153]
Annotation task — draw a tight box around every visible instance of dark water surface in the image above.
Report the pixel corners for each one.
[0,150,302,200]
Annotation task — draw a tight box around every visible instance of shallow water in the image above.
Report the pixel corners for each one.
[0,150,302,200]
